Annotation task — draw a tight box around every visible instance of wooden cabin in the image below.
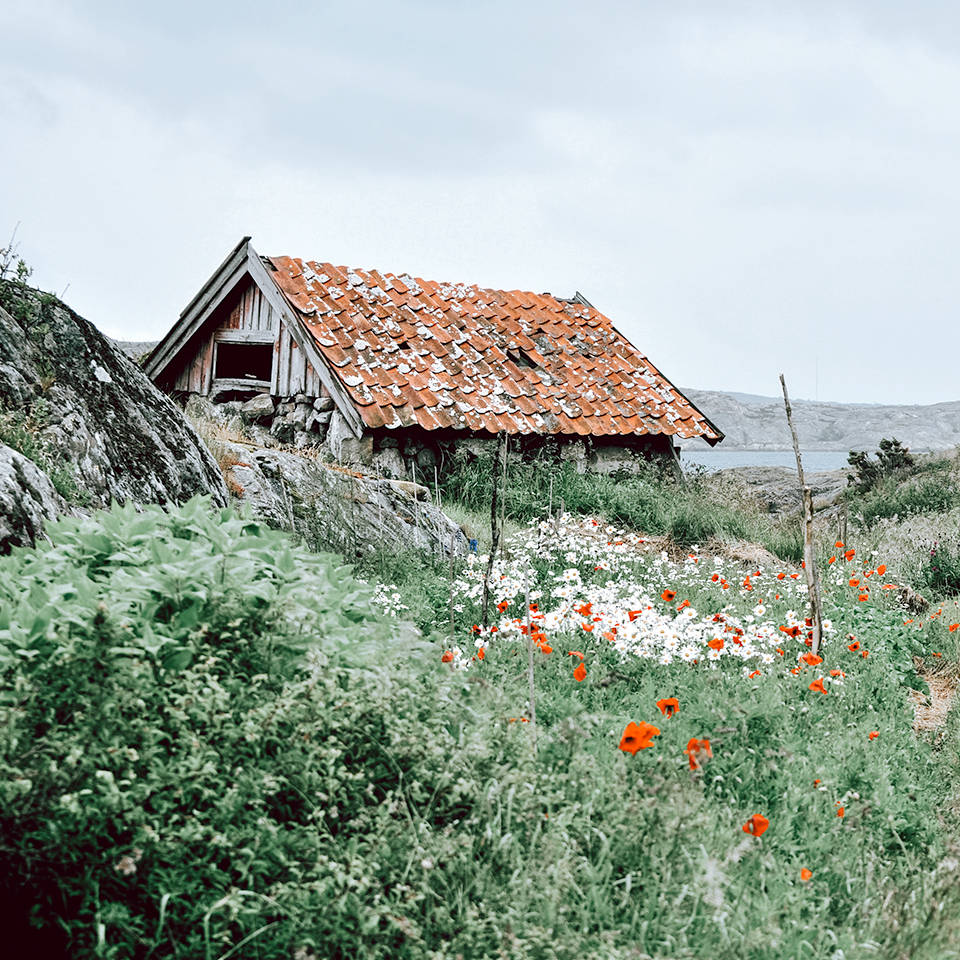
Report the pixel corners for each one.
[145,238,723,478]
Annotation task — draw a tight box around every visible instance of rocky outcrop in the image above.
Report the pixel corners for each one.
[0,444,64,551]
[0,287,227,548]
[218,441,468,558]
[713,466,848,514]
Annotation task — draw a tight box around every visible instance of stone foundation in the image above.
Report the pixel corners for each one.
[183,392,679,480]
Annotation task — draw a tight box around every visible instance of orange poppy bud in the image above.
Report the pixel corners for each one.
[748,669,761,679]
[828,556,837,564]
[685,737,712,770]
[742,814,769,837]
[861,650,869,658]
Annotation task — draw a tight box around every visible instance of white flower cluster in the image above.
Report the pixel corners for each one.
[448,516,836,674]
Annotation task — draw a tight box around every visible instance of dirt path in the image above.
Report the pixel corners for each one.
[911,658,958,737]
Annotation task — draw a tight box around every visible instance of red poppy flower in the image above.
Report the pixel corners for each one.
[808,677,827,695]
[801,652,822,666]
[742,814,769,837]
[711,573,720,582]
[576,602,593,617]
[573,661,587,682]
[849,578,860,587]
[828,556,837,564]
[441,651,454,663]
[628,609,642,622]
[568,650,585,659]
[933,651,944,658]
[477,647,485,661]
[861,650,869,658]
[877,564,887,576]
[661,589,676,602]
[844,549,856,561]
[835,540,845,548]
[847,640,860,651]
[496,599,509,613]
[801,868,813,882]
[685,737,713,770]
[830,669,845,678]
[868,731,879,740]
[748,669,761,679]
[708,637,724,650]
[619,720,660,754]
[836,806,845,817]
[656,697,680,718]
[949,624,960,632]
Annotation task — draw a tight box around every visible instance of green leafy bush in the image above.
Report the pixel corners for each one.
[0,499,424,957]
[847,438,917,494]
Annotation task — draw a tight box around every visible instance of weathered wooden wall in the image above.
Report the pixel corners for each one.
[169,275,324,397]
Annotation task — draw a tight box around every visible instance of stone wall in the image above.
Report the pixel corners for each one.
[184,391,679,480]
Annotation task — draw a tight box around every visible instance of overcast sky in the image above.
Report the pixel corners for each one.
[3,0,959,404]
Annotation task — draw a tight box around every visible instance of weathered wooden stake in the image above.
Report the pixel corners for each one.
[780,374,824,655]
[449,531,456,646]
[524,570,538,750]
[481,431,507,630]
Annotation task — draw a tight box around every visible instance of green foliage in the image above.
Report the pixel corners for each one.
[4,498,960,957]
[0,397,88,504]
[0,499,417,957]
[436,449,785,550]
[921,539,960,595]
[847,437,917,494]
[850,472,960,529]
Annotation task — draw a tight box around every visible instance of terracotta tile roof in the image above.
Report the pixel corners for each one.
[266,256,723,443]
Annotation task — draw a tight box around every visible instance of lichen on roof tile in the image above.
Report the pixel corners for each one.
[265,254,721,444]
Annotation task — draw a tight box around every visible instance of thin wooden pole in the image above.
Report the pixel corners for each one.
[449,531,456,646]
[481,432,507,630]
[780,374,824,655]
[525,570,537,750]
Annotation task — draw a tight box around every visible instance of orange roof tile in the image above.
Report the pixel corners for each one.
[266,256,723,443]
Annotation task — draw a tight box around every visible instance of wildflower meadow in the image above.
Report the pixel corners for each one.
[4,453,960,958]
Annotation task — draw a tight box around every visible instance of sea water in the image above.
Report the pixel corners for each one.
[680,449,851,474]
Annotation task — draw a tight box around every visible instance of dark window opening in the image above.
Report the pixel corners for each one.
[215,342,273,381]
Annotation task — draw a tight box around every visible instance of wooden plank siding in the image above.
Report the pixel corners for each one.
[165,270,331,402]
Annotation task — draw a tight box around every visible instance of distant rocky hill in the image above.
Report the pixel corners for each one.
[681,389,960,453]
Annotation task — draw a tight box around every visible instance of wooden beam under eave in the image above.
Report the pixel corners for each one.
[244,245,365,439]
[145,238,251,381]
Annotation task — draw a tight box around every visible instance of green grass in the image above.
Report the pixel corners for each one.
[437,450,805,561]
[6,486,960,958]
